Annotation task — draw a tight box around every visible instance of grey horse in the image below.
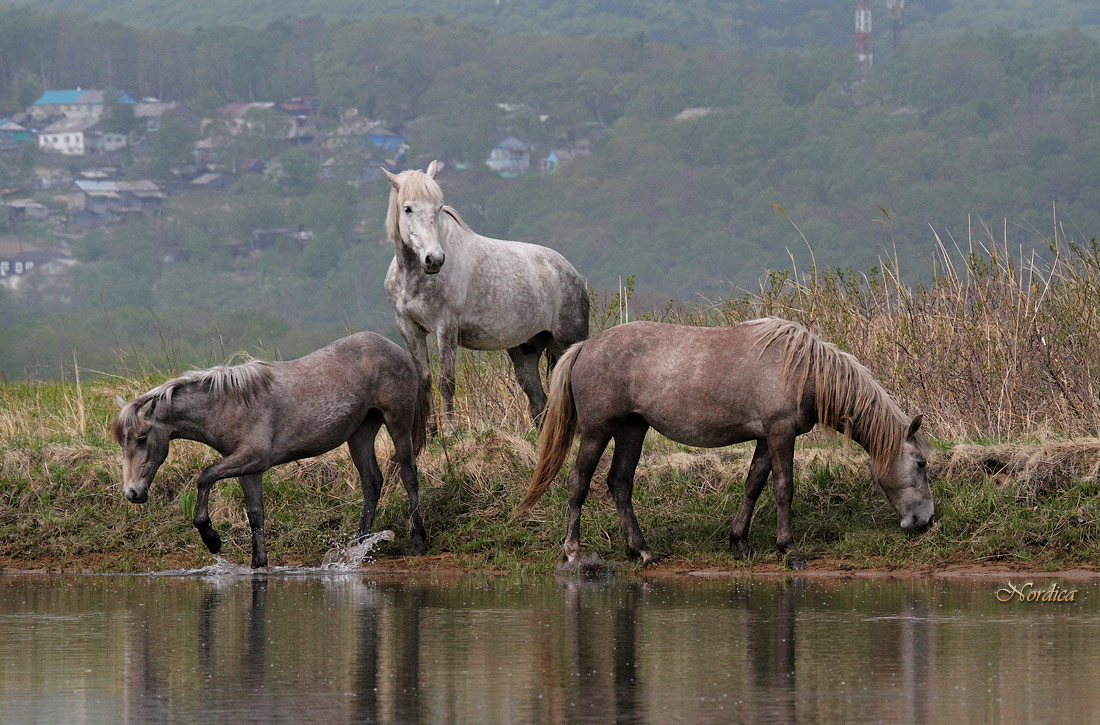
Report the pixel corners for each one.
[516,318,933,570]
[112,332,430,567]
[382,161,589,432]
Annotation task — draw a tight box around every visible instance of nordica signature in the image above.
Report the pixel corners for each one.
[996,581,1077,603]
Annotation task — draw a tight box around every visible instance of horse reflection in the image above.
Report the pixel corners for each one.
[242,579,267,688]
[745,578,799,723]
[561,579,644,724]
[898,597,933,723]
[354,584,425,724]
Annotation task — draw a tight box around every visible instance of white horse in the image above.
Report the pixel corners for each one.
[382,161,589,433]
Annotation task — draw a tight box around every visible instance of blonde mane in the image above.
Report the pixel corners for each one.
[384,168,470,243]
[112,361,274,440]
[748,318,923,477]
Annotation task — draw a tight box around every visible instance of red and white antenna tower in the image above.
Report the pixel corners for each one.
[855,0,873,71]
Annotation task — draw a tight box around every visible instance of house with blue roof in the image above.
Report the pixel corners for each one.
[29,89,135,122]
[0,119,32,147]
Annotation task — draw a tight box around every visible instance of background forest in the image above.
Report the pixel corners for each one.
[2,2,1100,377]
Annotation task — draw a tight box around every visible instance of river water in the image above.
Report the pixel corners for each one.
[0,569,1095,723]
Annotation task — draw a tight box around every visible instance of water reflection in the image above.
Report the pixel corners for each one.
[0,573,1096,723]
[745,578,797,723]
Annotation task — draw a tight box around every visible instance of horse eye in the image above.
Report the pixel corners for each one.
[137,435,148,445]
[916,460,927,469]
[404,206,412,214]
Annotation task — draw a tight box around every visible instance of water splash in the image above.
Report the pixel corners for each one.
[555,554,614,580]
[152,556,253,577]
[320,530,395,571]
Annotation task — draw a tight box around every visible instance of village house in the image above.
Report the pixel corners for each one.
[29,89,135,122]
[486,136,531,177]
[207,102,314,141]
[0,249,77,289]
[38,117,128,155]
[0,118,32,148]
[73,180,166,218]
[2,199,49,222]
[133,100,200,134]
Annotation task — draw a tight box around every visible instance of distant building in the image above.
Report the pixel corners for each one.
[486,136,531,177]
[2,200,49,222]
[29,89,135,121]
[0,250,77,290]
[189,172,235,191]
[74,180,166,217]
[367,127,407,153]
[0,118,32,147]
[38,117,127,156]
[133,100,199,134]
[674,107,713,121]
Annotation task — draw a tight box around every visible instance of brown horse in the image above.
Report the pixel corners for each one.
[516,318,932,569]
[113,332,431,567]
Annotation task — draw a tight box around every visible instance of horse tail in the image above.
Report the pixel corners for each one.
[411,373,431,458]
[515,341,584,515]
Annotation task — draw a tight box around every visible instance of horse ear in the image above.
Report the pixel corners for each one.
[907,414,923,438]
[140,396,171,422]
[114,395,126,410]
[426,160,441,178]
[381,167,400,189]
[139,397,157,419]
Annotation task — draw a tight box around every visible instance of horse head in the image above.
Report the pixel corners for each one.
[383,160,446,274]
[113,394,172,504]
[877,414,934,531]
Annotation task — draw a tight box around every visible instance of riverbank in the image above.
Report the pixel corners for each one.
[3,378,1099,573]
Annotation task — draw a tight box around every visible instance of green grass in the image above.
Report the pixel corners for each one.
[2,372,1100,573]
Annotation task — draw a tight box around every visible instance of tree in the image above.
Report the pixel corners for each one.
[101,89,141,135]
[150,115,199,177]
[270,147,319,195]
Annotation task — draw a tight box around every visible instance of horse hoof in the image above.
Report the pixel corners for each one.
[251,558,267,569]
[785,554,807,571]
[202,531,222,555]
[411,539,428,555]
[628,549,659,566]
[731,538,751,559]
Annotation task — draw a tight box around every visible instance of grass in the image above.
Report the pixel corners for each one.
[1,377,1099,573]
[1,220,1099,573]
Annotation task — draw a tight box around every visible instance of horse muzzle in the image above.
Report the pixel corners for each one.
[899,501,934,532]
[422,251,445,274]
[123,484,149,504]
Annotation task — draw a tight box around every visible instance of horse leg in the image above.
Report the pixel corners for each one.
[347,416,385,541]
[435,325,459,436]
[239,473,267,568]
[606,418,656,564]
[507,345,548,424]
[396,315,435,431]
[766,434,805,570]
[386,413,428,554]
[563,431,611,562]
[192,450,268,557]
[729,439,772,559]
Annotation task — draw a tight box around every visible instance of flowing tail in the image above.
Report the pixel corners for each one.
[411,373,431,457]
[515,341,584,515]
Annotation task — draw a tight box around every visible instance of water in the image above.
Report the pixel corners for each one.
[1,571,1096,723]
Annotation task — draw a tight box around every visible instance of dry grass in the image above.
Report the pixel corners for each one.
[673,213,1100,442]
[2,217,1100,570]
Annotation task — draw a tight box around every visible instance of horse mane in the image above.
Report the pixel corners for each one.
[385,169,444,243]
[441,205,471,231]
[112,360,275,441]
[747,318,924,477]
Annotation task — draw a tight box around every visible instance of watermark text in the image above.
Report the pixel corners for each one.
[996,581,1077,603]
